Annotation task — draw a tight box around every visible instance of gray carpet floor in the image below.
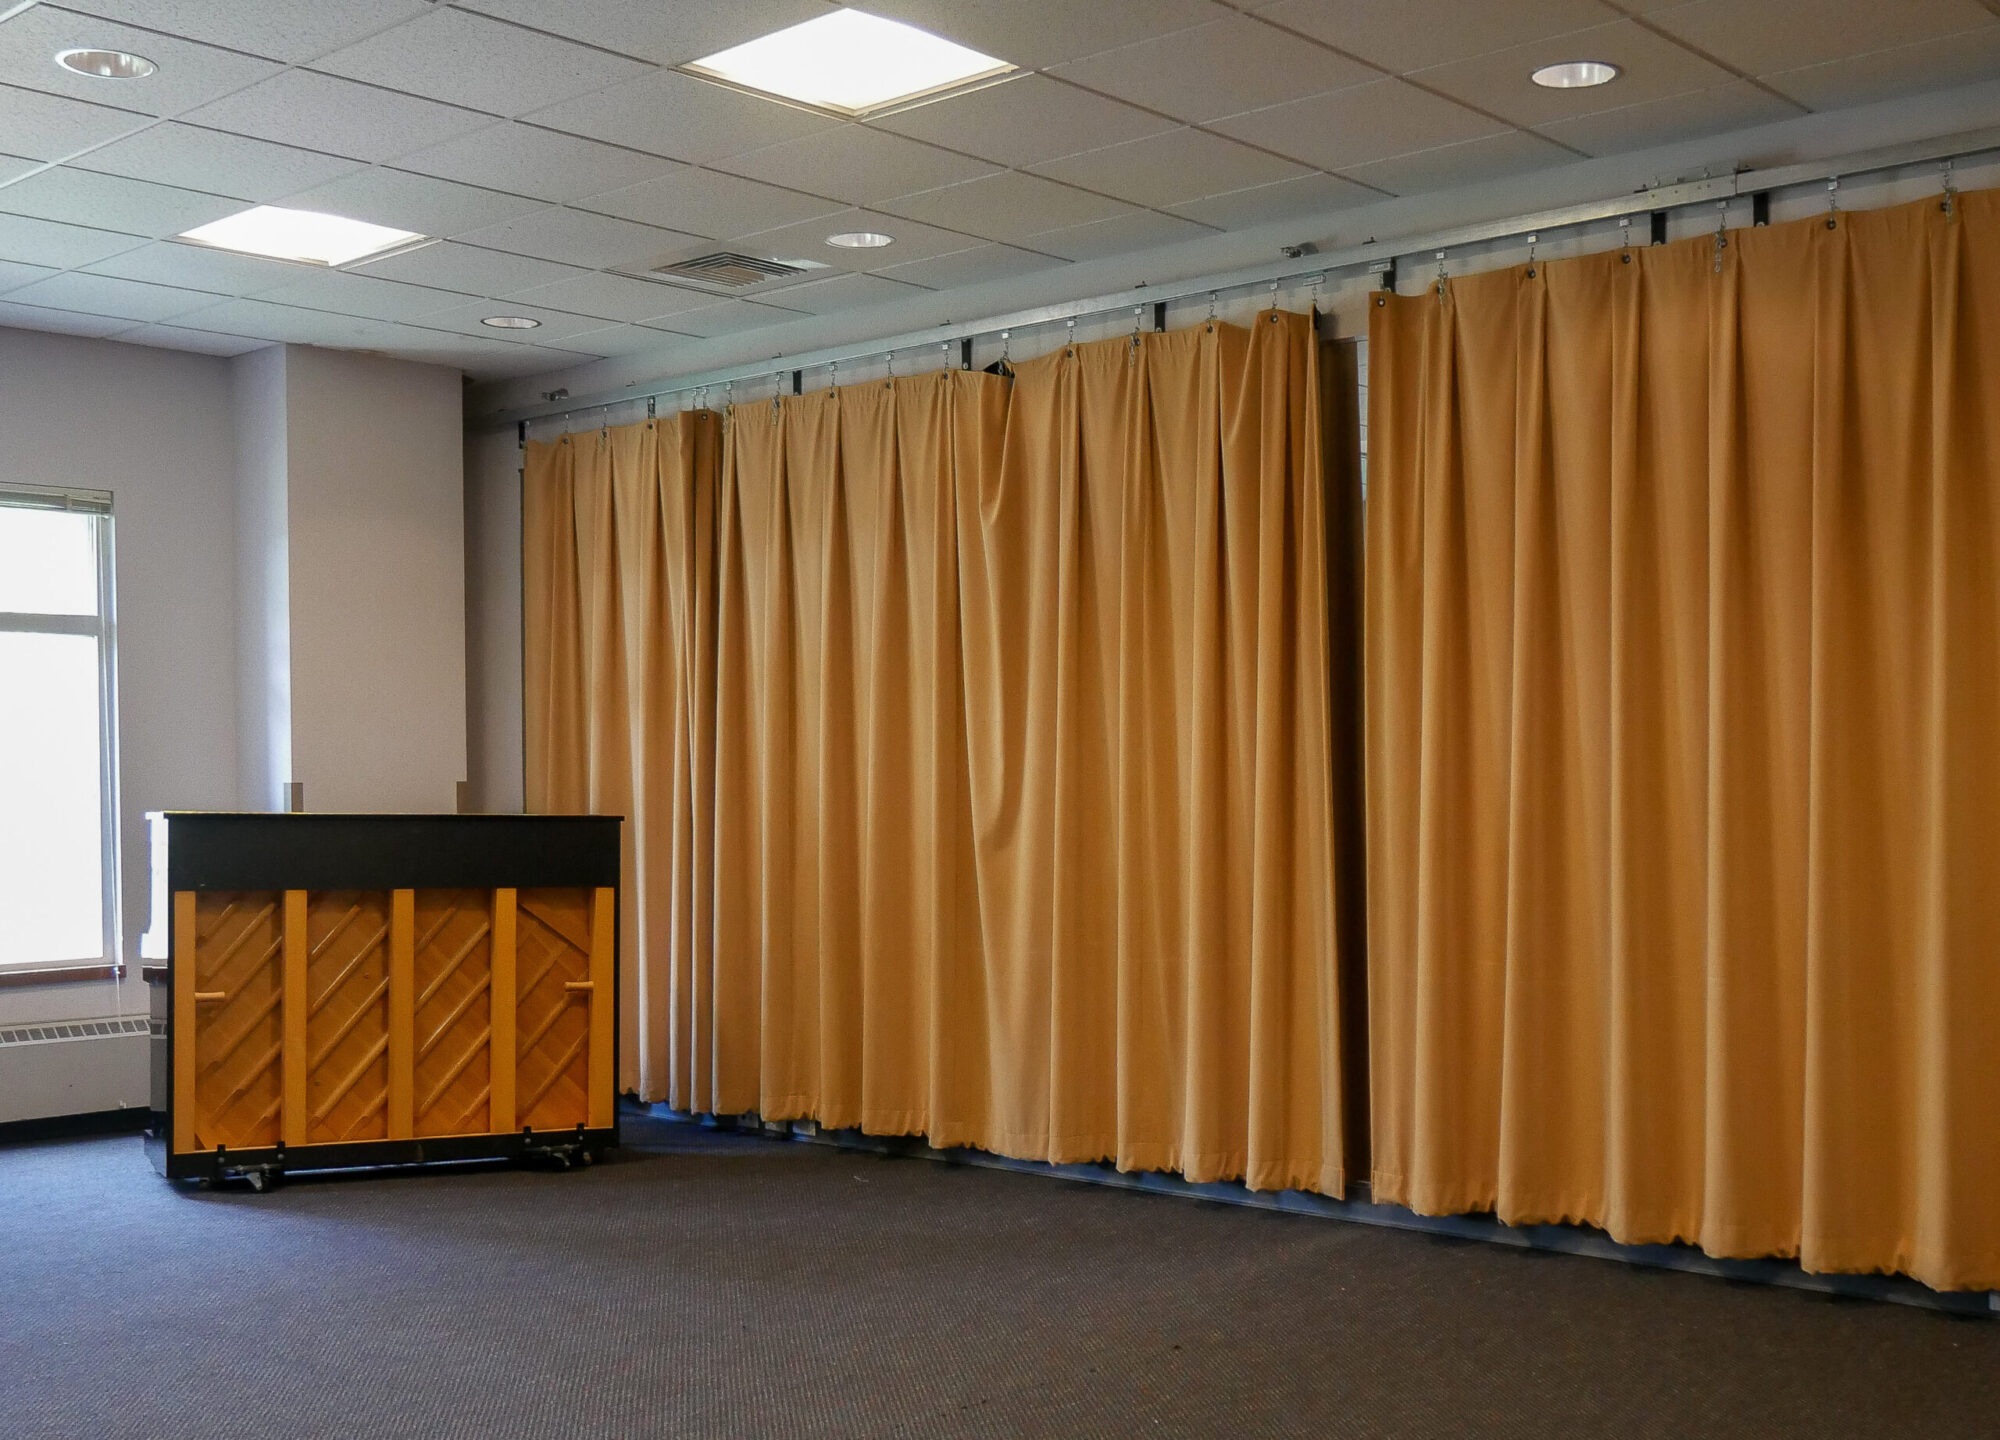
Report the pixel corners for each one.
[6,1111,1997,1439]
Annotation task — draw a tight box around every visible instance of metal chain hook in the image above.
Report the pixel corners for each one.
[1713,200,1728,274]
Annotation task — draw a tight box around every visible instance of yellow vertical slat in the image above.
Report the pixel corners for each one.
[388,888,415,1139]
[172,890,198,1157]
[281,889,309,1149]
[490,888,517,1134]
[588,885,616,1130]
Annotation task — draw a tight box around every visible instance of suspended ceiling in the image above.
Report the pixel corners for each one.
[1,0,1997,378]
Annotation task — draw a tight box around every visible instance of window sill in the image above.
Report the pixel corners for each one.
[0,963,127,990]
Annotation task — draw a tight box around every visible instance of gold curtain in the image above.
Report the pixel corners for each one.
[525,311,1353,1194]
[1366,190,2000,1290]
[523,412,721,1100]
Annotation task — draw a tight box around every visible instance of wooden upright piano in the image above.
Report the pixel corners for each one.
[141,812,621,1186]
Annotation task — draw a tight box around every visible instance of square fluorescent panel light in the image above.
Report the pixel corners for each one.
[685,8,1013,116]
[176,205,425,267]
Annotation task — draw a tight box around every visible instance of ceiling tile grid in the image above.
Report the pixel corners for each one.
[1,0,1993,379]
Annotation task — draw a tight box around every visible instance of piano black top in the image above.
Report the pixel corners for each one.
[150,812,623,893]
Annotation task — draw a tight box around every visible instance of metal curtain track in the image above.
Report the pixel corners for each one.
[491,122,2000,430]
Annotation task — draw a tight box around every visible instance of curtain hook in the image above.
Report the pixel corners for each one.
[941,340,951,371]
[886,348,895,384]
[646,395,656,420]
[1310,271,1323,313]
[725,379,734,412]
[1826,176,1840,230]
[1619,216,1633,263]
[1942,157,1956,220]
[1525,232,1538,279]
[1435,250,1448,304]
[1206,291,1217,331]
[1713,200,1728,274]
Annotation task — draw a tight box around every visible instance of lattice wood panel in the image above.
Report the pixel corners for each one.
[190,892,284,1151]
[302,891,392,1144]
[414,889,495,1138]
[515,887,594,1133]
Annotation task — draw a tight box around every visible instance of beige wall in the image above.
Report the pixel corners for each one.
[279,346,467,814]
[1,331,468,1122]
[0,328,240,1035]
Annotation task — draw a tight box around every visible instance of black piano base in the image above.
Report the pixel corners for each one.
[146,1120,618,1185]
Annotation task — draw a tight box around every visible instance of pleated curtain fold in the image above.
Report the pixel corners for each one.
[1366,190,2000,1291]
[524,311,1353,1195]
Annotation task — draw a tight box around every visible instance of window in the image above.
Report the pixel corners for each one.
[0,486,120,974]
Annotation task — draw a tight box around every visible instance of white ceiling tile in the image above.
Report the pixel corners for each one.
[1049,15,1382,124]
[525,68,839,164]
[1210,78,1508,171]
[734,208,984,270]
[1340,128,1573,195]
[1408,21,1736,130]
[871,75,1177,169]
[1029,129,1308,210]
[0,168,240,239]
[2,270,210,322]
[181,70,491,162]
[253,268,475,322]
[766,271,931,315]
[1763,26,2000,111]
[114,323,269,356]
[876,171,1132,244]
[857,0,1235,71]
[53,0,438,64]
[457,0,834,66]
[1023,210,1217,263]
[83,240,306,295]
[713,127,1001,207]
[70,124,362,201]
[0,298,132,337]
[278,167,543,238]
[162,295,361,343]
[0,81,147,160]
[1535,81,1803,156]
[1166,171,1379,229]
[656,299,808,337]
[166,294,453,347]
[343,240,586,295]
[1647,0,1996,77]
[312,8,654,118]
[411,297,625,342]
[0,256,59,291]
[872,242,1065,291]
[579,169,844,240]
[395,123,682,205]
[435,340,607,381]
[1249,0,1622,75]
[0,6,282,116]
[499,270,715,322]
[451,206,700,269]
[553,323,685,358]
[0,210,145,267]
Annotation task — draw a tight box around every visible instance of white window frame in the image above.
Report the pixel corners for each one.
[0,483,122,975]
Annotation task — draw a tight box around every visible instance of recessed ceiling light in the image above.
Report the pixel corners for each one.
[685,8,1013,117]
[1531,60,1620,89]
[55,47,157,80]
[176,206,426,267]
[826,231,894,249]
[481,315,541,329]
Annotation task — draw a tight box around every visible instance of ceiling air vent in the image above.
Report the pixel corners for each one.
[618,246,830,297]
